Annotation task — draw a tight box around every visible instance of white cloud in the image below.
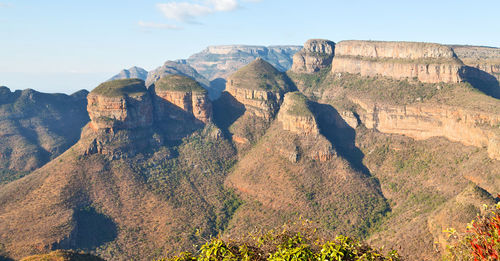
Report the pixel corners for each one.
[138,21,182,30]
[156,0,244,22]
[209,0,239,11]
[157,2,213,22]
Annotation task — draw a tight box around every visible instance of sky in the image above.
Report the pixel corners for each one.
[0,0,499,94]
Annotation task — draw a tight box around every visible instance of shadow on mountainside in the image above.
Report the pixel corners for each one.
[311,102,371,176]
[212,92,246,139]
[58,206,118,252]
[464,66,500,99]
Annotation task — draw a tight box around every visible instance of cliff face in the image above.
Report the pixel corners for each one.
[152,75,212,124]
[225,58,293,120]
[291,39,335,73]
[331,41,465,83]
[276,92,334,162]
[277,92,319,135]
[186,45,302,80]
[87,80,153,131]
[348,97,500,160]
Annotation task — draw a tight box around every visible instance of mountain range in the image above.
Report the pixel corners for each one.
[0,39,499,261]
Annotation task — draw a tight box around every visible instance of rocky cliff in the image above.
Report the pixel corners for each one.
[276,92,334,162]
[291,39,335,73]
[87,79,153,131]
[185,45,302,80]
[451,45,500,82]
[225,58,294,120]
[108,66,148,81]
[331,40,465,83]
[152,75,212,124]
[347,97,500,160]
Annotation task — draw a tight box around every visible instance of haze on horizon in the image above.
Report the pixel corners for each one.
[1,0,499,94]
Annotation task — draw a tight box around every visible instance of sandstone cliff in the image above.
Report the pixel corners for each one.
[225,58,294,120]
[152,75,212,124]
[87,79,153,131]
[347,97,500,160]
[331,40,465,83]
[291,39,335,73]
[276,92,335,162]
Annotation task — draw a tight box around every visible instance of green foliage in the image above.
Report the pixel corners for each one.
[229,59,293,92]
[445,201,500,260]
[91,79,147,97]
[161,221,400,261]
[285,92,313,117]
[155,75,206,93]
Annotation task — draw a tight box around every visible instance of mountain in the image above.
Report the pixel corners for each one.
[0,86,89,184]
[1,39,500,261]
[185,45,302,87]
[108,66,148,81]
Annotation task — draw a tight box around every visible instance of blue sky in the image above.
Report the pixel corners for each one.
[0,0,499,93]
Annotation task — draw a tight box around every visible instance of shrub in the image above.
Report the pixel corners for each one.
[160,221,400,261]
[445,196,500,260]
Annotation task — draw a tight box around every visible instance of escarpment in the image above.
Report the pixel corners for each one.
[331,40,465,83]
[348,97,500,160]
[225,58,294,120]
[451,45,500,82]
[152,75,212,124]
[291,39,335,73]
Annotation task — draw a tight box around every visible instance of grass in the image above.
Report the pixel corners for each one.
[154,75,206,93]
[284,92,313,117]
[91,79,147,97]
[228,58,293,92]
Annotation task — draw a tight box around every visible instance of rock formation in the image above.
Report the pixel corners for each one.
[186,45,302,80]
[348,97,500,160]
[225,58,294,120]
[108,66,148,81]
[87,79,153,131]
[291,39,335,73]
[276,92,335,162]
[151,75,212,124]
[146,61,210,88]
[277,92,319,135]
[451,45,500,82]
[331,40,465,83]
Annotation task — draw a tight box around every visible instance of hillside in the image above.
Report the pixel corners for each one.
[0,87,89,184]
[108,67,148,81]
[1,38,500,261]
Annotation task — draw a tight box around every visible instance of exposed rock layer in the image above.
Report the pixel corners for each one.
[349,97,500,160]
[291,39,335,73]
[225,58,293,120]
[331,41,465,83]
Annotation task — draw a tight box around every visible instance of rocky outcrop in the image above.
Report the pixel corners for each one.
[152,75,212,124]
[291,39,335,73]
[225,58,294,120]
[146,61,210,88]
[331,41,465,83]
[185,45,302,80]
[349,97,500,160]
[108,66,148,81]
[277,92,319,135]
[275,92,335,162]
[87,79,153,131]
